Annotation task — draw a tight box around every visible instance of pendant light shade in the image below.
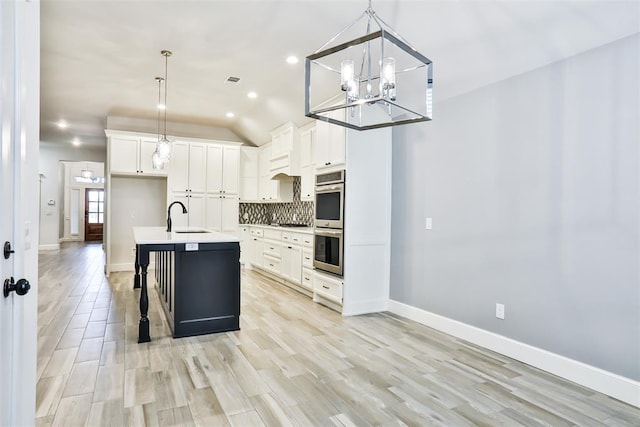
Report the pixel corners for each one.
[152,50,173,169]
[305,1,433,131]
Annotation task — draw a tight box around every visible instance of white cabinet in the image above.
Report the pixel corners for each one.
[248,227,264,269]
[240,147,259,201]
[270,121,300,177]
[169,191,205,229]
[169,141,206,193]
[313,272,343,305]
[315,109,346,171]
[206,145,239,195]
[281,232,303,285]
[108,135,167,176]
[259,143,293,202]
[239,225,250,267]
[206,194,239,235]
[299,124,315,201]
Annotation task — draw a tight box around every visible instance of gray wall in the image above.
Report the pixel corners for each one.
[390,34,639,380]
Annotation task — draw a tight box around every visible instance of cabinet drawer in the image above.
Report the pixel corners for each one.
[301,268,314,291]
[264,229,282,240]
[302,248,313,268]
[263,241,281,258]
[302,234,313,247]
[250,228,264,237]
[263,255,281,275]
[314,275,343,304]
[282,232,303,245]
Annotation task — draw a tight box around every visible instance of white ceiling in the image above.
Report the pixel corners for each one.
[40,0,639,148]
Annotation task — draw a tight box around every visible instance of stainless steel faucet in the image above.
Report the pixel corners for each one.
[167,201,188,232]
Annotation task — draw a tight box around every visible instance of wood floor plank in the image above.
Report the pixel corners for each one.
[36,242,640,426]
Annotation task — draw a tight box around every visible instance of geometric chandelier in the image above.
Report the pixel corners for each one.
[152,49,173,169]
[305,1,433,131]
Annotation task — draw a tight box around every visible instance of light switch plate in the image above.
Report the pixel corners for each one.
[425,217,432,230]
[496,303,505,319]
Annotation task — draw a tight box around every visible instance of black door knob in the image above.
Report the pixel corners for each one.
[3,277,30,298]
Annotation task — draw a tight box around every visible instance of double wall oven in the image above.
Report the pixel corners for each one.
[313,170,345,276]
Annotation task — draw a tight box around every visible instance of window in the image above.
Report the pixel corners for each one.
[87,189,104,224]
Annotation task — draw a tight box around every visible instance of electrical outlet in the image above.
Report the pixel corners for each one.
[131,246,137,257]
[496,303,505,320]
[425,217,432,230]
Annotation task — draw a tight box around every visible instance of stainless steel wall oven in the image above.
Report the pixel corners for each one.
[314,170,345,276]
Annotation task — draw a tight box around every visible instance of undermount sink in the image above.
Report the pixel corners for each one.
[173,228,211,234]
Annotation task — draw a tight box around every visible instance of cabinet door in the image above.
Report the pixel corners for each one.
[206,145,223,193]
[109,137,139,174]
[139,138,159,174]
[205,195,222,232]
[300,126,314,168]
[221,196,239,235]
[188,143,207,193]
[222,147,239,194]
[282,245,302,285]
[300,165,314,201]
[314,121,331,167]
[329,123,346,167]
[187,193,205,228]
[258,144,271,200]
[170,142,190,192]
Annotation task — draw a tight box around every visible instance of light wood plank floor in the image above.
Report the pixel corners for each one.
[36,242,639,426]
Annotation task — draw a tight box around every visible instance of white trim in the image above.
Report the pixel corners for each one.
[388,300,640,408]
[342,298,388,316]
[38,244,60,251]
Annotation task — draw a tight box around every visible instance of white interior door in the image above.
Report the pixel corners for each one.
[0,1,40,425]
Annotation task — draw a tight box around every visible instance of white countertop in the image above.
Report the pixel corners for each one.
[240,224,314,234]
[133,226,241,245]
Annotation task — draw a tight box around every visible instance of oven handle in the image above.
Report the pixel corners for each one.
[315,183,344,194]
[315,229,343,237]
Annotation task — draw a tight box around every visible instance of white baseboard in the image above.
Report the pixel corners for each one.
[388,300,640,408]
[342,298,388,317]
[38,244,60,251]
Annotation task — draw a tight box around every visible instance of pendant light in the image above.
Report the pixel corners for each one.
[152,50,173,169]
[305,0,433,130]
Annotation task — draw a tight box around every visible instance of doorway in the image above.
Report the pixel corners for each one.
[84,188,104,241]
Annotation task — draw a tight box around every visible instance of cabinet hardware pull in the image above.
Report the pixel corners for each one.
[322,285,330,289]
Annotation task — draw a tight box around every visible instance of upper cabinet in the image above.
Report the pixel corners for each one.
[259,143,293,202]
[206,145,239,194]
[169,141,206,193]
[106,132,168,176]
[299,123,315,201]
[240,147,259,201]
[315,109,346,171]
[270,121,300,177]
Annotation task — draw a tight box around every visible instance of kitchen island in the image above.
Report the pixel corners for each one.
[133,226,241,342]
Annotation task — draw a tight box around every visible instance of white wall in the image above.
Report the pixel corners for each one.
[38,143,106,249]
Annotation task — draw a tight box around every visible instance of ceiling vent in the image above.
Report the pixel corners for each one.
[225,76,240,83]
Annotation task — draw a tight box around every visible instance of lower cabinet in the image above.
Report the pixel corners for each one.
[248,226,312,294]
[313,272,343,305]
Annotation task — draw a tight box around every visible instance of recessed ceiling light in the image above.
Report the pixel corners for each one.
[57,120,68,129]
[247,91,258,99]
[286,55,299,64]
[226,112,235,118]
[72,138,81,146]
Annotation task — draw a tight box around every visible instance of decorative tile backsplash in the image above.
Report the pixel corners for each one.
[239,177,314,225]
